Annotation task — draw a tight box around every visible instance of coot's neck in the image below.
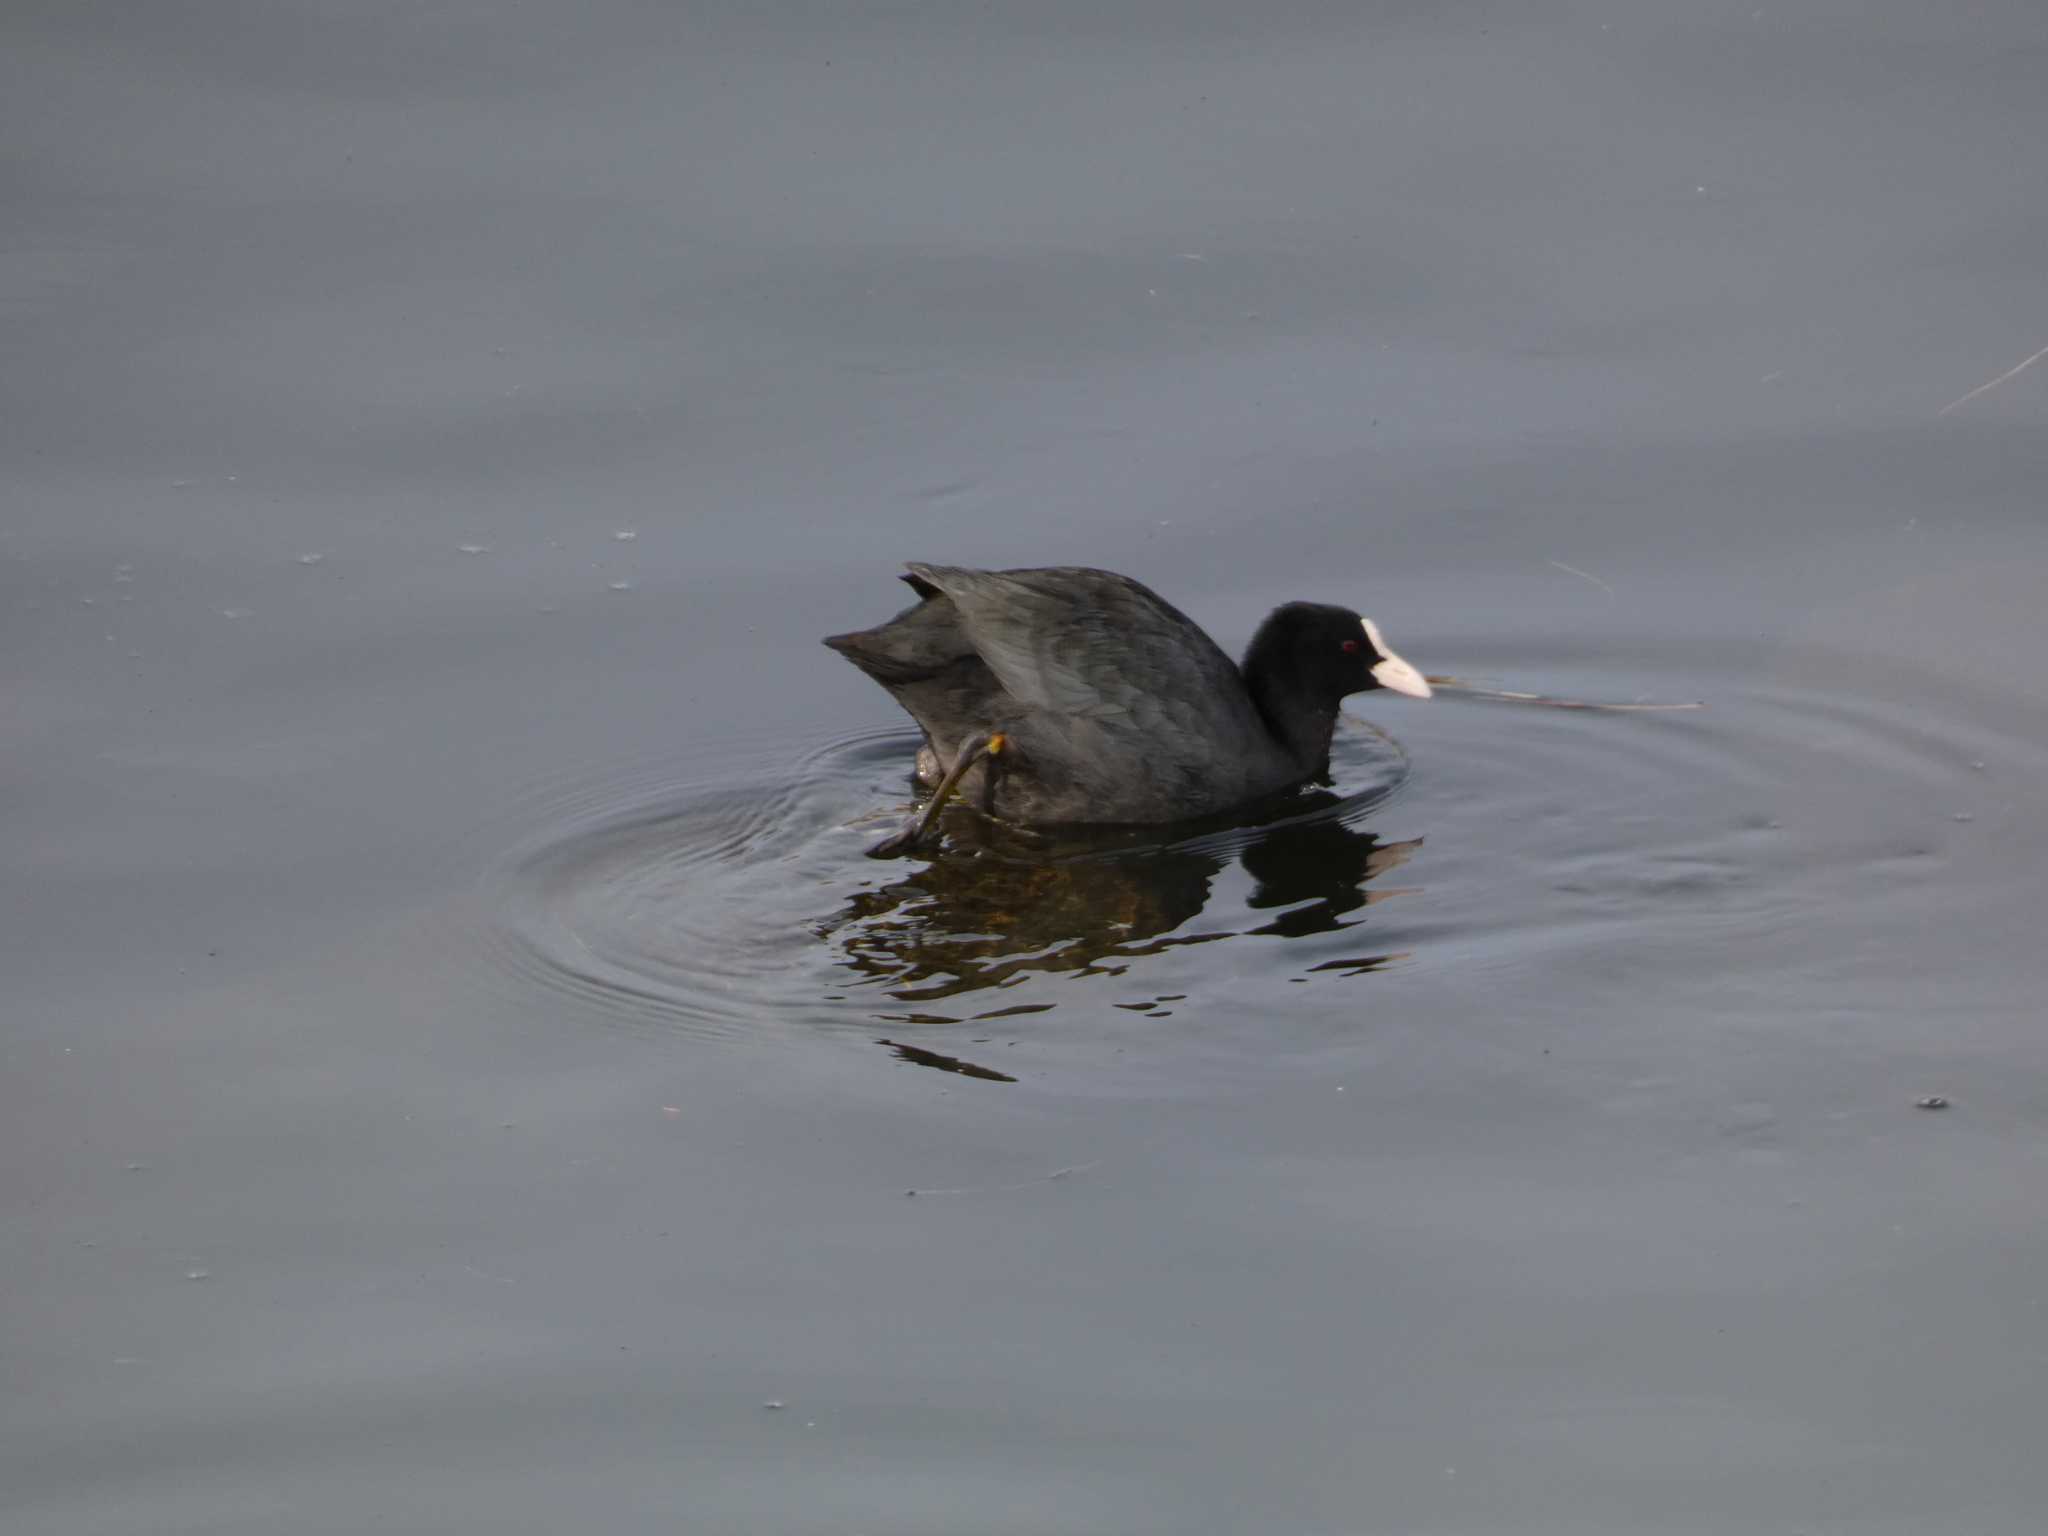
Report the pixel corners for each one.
[1241,623,1338,777]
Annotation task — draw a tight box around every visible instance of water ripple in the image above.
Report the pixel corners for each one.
[479,723,1414,1058]
[474,643,2048,1088]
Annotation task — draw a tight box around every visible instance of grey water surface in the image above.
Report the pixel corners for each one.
[8,3,2048,1532]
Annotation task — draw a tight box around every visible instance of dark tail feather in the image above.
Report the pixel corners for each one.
[823,578,966,686]
[823,626,928,685]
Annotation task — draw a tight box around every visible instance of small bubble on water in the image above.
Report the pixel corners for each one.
[184,1268,211,1281]
[297,552,325,565]
[608,580,634,593]
[218,608,252,620]
[763,1400,785,1411]
[1951,812,1974,823]
[114,565,133,582]
[1970,761,1987,771]
[613,529,638,541]
[458,544,491,556]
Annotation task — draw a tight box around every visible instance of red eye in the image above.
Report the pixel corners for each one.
[1341,639,1360,654]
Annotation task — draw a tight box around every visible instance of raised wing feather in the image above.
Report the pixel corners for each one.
[904,565,1261,747]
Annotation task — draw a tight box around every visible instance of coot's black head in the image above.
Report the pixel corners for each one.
[1243,602,1433,706]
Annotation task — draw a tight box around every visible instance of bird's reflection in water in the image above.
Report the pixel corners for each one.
[817,790,1422,1079]
[1240,807,1420,938]
[876,1039,1019,1082]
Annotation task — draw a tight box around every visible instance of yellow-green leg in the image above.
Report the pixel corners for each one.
[866,731,1007,858]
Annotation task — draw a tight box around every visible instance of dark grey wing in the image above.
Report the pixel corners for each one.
[905,565,1264,747]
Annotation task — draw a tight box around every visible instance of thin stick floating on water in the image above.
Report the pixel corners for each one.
[1547,559,1616,599]
[1939,339,2048,416]
[1427,678,1704,712]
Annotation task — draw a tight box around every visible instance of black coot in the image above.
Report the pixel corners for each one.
[825,564,1431,855]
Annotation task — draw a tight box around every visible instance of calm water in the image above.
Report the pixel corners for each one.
[9,3,2048,1532]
